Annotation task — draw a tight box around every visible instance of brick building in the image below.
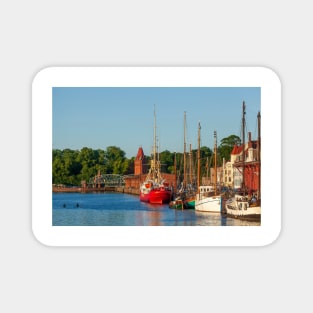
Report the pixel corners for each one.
[124,147,176,191]
[229,132,260,193]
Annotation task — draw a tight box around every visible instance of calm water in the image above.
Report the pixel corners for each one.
[52,192,260,226]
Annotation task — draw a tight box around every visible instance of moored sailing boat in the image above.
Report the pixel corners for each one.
[195,128,222,213]
[169,153,184,209]
[169,112,196,209]
[139,107,172,204]
[225,101,261,221]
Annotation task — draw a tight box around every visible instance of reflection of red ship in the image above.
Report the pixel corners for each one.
[139,107,172,204]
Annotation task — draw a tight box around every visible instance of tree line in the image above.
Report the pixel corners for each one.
[52,135,241,186]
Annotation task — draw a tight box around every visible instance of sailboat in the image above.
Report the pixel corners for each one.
[225,101,261,221]
[169,152,185,209]
[169,112,196,209]
[183,143,197,209]
[195,127,222,213]
[139,107,172,204]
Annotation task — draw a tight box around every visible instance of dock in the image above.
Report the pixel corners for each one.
[52,185,140,196]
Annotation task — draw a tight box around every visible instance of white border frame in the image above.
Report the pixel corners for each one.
[32,67,281,246]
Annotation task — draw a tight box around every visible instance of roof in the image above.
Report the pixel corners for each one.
[231,140,258,156]
[231,144,243,155]
[136,146,145,160]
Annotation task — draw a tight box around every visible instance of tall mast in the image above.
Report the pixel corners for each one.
[151,104,158,182]
[174,152,177,193]
[183,111,187,190]
[242,101,246,194]
[189,143,192,188]
[214,130,217,196]
[197,122,201,192]
[257,111,261,198]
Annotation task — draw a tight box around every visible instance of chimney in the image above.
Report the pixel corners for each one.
[248,132,252,142]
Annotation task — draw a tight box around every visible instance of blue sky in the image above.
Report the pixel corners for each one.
[52,87,261,158]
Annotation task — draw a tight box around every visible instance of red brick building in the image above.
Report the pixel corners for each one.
[231,132,261,194]
[134,146,147,175]
[124,147,176,191]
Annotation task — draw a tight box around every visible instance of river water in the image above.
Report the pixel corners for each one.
[52,192,260,226]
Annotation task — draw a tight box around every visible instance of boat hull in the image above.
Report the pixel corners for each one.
[139,192,150,202]
[149,189,172,204]
[169,199,184,209]
[225,206,261,221]
[225,197,261,221]
[195,195,221,213]
[185,198,195,209]
[140,189,172,204]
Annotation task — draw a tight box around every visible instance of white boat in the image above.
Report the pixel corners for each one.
[195,127,222,213]
[195,185,221,212]
[225,101,261,221]
[225,194,261,220]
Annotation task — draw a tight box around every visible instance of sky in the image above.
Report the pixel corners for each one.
[52,87,261,158]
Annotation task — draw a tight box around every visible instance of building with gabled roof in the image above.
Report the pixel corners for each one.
[229,132,260,193]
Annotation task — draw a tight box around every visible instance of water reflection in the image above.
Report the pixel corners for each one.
[53,193,260,226]
[194,211,260,226]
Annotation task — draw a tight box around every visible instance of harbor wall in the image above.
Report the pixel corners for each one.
[52,172,176,196]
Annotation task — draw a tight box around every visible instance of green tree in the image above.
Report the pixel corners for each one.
[105,146,129,175]
[218,135,241,162]
[159,150,174,173]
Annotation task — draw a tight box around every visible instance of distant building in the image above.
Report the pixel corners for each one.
[229,132,260,193]
[124,146,175,191]
[209,166,223,187]
[223,158,234,188]
[134,146,147,175]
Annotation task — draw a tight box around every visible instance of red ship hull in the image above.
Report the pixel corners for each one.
[140,189,172,204]
[139,192,150,202]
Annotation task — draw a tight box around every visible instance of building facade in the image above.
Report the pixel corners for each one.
[228,132,260,193]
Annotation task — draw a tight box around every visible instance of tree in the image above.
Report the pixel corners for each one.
[218,135,241,162]
[159,150,174,173]
[105,146,129,175]
[52,135,241,186]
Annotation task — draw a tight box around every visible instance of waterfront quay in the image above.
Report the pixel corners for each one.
[53,184,141,195]
[53,161,176,197]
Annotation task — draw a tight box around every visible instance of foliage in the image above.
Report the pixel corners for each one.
[159,150,174,173]
[52,134,240,185]
[218,134,241,162]
[52,146,131,186]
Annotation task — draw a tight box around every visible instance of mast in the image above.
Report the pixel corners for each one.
[242,101,246,195]
[197,122,201,193]
[152,105,158,182]
[174,152,177,193]
[257,111,261,199]
[214,130,217,196]
[183,111,187,190]
[153,106,156,175]
[189,143,192,189]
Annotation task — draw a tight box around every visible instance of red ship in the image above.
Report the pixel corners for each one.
[139,107,172,204]
[140,181,172,204]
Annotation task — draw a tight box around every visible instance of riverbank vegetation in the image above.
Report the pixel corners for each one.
[52,135,240,186]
